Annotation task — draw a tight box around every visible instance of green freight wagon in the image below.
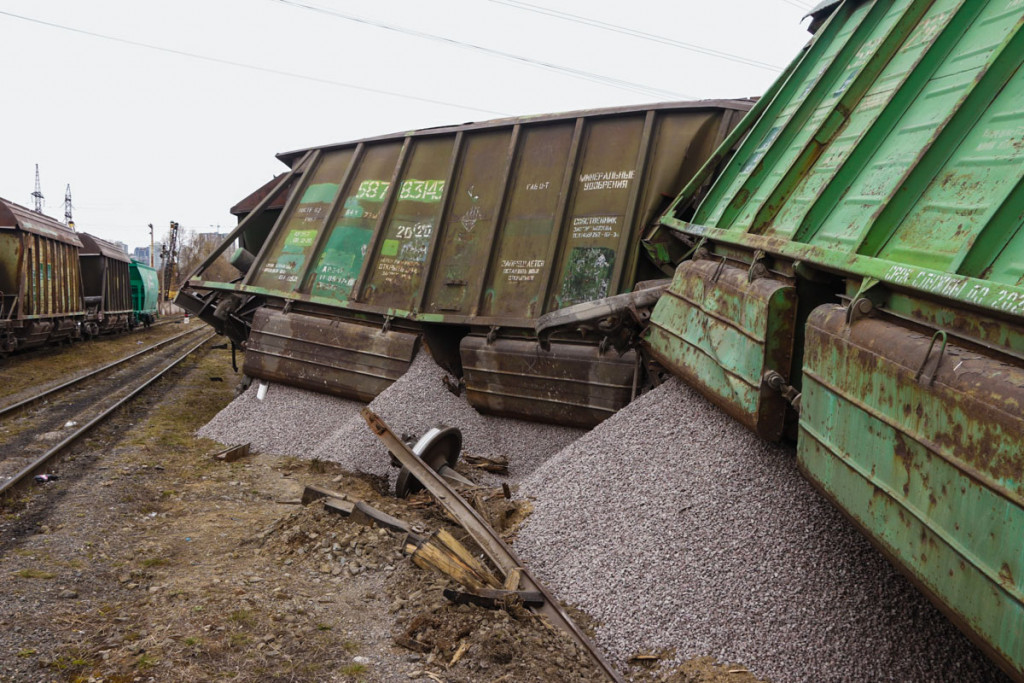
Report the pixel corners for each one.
[129,260,160,327]
[178,100,752,427]
[642,0,1024,678]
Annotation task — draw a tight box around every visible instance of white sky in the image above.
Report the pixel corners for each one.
[0,0,815,250]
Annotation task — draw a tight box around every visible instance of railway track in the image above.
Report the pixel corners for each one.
[0,324,215,497]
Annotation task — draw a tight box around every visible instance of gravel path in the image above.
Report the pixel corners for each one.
[513,377,1006,682]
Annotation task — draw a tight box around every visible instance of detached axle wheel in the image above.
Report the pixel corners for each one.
[396,426,463,498]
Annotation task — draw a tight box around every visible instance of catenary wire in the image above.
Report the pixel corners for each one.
[269,0,692,99]
[486,0,784,72]
[0,9,511,117]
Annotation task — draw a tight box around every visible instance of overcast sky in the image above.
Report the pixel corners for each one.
[0,0,815,250]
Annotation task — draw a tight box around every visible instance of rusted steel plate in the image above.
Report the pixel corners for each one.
[243,307,418,402]
[644,258,796,440]
[799,303,1024,680]
[460,336,637,428]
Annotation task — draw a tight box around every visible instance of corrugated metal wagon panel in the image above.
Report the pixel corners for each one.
[647,1,1024,677]
[0,197,84,351]
[179,101,752,424]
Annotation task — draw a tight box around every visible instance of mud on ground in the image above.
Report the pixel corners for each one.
[0,344,761,682]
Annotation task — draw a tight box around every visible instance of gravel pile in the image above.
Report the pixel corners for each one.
[514,377,1006,682]
[198,352,584,485]
[198,380,364,457]
[310,352,585,482]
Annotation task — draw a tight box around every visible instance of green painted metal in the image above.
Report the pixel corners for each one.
[129,261,159,318]
[645,258,796,440]
[648,1,1024,677]
[800,305,1023,678]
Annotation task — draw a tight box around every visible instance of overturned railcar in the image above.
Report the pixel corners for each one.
[179,100,752,426]
[79,232,133,336]
[643,0,1024,677]
[0,197,85,353]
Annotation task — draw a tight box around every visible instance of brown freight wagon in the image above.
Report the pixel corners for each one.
[0,197,85,353]
[78,232,134,336]
[178,100,753,427]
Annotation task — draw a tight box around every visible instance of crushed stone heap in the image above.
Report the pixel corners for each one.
[513,377,1005,682]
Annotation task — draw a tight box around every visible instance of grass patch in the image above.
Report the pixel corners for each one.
[228,633,251,647]
[140,556,171,568]
[339,663,367,676]
[13,568,55,579]
[136,653,158,669]
[17,648,37,657]
[229,609,255,626]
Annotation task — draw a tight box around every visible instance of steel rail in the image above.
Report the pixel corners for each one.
[0,332,215,497]
[361,408,624,683]
[0,325,208,419]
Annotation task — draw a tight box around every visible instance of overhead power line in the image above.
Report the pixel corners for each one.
[779,0,815,11]
[486,0,783,72]
[0,9,510,117]
[269,0,691,99]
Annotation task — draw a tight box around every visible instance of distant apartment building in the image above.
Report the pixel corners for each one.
[132,244,164,270]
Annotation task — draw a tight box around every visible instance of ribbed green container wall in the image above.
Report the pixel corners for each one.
[649,1,1024,677]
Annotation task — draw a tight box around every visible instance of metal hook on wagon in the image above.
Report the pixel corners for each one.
[914,330,948,386]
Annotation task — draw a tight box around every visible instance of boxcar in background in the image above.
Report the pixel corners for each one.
[129,260,160,327]
[78,232,133,336]
[0,196,85,353]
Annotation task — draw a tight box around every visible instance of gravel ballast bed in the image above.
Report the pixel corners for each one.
[513,377,1006,682]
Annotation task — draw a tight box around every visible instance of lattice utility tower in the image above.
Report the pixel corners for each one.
[160,220,180,300]
[64,184,74,226]
[31,164,44,213]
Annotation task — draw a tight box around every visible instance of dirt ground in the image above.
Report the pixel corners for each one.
[0,341,763,682]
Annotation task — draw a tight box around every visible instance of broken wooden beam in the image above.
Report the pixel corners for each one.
[442,586,545,610]
[211,443,250,462]
[300,484,348,505]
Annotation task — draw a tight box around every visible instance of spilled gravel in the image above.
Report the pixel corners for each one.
[198,352,1008,682]
[514,377,1006,682]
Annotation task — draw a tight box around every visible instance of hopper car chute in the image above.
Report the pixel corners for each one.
[177,100,753,427]
[637,0,1024,678]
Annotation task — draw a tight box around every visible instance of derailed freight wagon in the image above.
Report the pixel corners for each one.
[634,0,1024,677]
[0,197,85,353]
[178,100,752,427]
